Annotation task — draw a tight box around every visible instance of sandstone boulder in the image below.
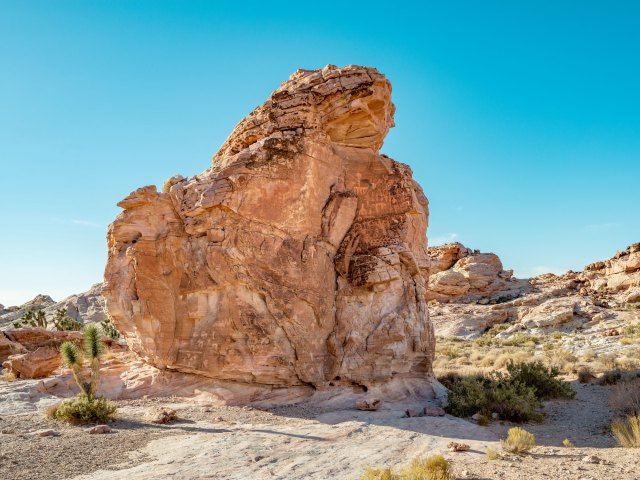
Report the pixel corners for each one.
[3,346,61,379]
[519,298,576,329]
[0,333,25,363]
[104,65,435,392]
[426,243,514,302]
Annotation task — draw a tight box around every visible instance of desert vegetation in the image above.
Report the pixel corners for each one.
[439,360,574,423]
[47,324,116,424]
[360,454,452,480]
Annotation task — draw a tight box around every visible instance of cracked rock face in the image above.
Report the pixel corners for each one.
[103,65,434,390]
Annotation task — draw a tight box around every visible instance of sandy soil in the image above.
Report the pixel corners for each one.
[1,377,639,480]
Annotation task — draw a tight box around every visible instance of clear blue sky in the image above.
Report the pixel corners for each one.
[1,1,639,306]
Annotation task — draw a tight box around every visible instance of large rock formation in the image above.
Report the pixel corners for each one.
[104,65,434,392]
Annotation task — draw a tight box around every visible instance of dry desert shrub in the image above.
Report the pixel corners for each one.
[543,348,577,374]
[598,368,624,385]
[360,467,396,480]
[492,350,532,370]
[401,455,452,480]
[49,395,116,425]
[486,446,500,460]
[501,427,536,454]
[597,353,618,371]
[2,370,17,382]
[580,349,598,363]
[611,416,640,448]
[359,455,452,480]
[610,378,640,416]
[577,365,595,383]
[562,438,575,448]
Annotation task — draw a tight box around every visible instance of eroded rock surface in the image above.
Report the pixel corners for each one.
[104,65,435,392]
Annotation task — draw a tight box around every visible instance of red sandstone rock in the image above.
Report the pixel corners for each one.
[103,65,434,392]
[3,346,61,379]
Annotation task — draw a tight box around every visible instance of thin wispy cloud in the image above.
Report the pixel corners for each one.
[71,219,101,228]
[49,216,103,228]
[429,232,459,246]
[584,222,621,232]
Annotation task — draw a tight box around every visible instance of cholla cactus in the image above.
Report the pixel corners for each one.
[59,324,103,401]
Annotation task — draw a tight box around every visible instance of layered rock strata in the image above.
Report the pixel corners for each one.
[104,65,435,391]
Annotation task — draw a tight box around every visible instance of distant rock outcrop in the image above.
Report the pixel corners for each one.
[427,243,516,302]
[0,284,108,329]
[103,65,435,394]
[429,243,640,338]
[44,283,107,324]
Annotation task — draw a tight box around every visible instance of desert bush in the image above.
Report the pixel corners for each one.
[610,378,640,416]
[597,353,618,371]
[562,438,574,448]
[55,324,116,424]
[598,369,623,385]
[444,361,574,423]
[506,361,575,400]
[49,395,116,424]
[486,446,499,460]
[623,324,640,337]
[611,416,640,448]
[493,351,532,370]
[487,375,542,422]
[577,366,594,383]
[446,376,488,418]
[580,349,598,363]
[360,467,397,480]
[2,370,17,382]
[544,349,578,374]
[501,427,536,454]
[359,455,452,480]
[400,455,452,480]
[501,333,540,348]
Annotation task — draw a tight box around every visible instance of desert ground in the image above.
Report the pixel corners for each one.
[1,372,638,480]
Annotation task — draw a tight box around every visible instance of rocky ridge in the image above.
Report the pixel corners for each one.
[429,243,640,347]
[0,284,108,329]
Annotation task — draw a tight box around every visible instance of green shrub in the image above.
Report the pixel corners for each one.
[506,361,575,400]
[443,361,575,423]
[488,376,543,423]
[50,395,116,424]
[446,377,488,418]
[54,324,117,424]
